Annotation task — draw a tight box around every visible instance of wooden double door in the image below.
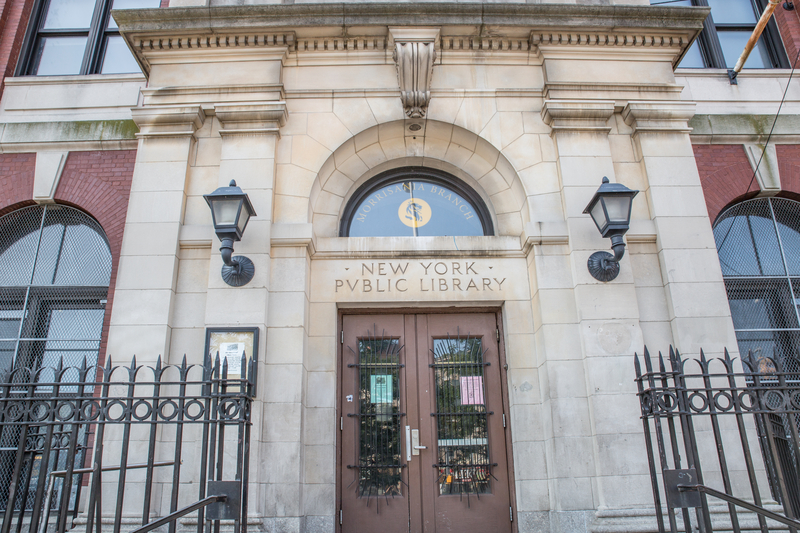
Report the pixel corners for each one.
[339,312,514,533]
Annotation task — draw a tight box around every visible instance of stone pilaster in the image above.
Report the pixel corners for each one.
[541,99,647,522]
[622,101,737,359]
[107,105,205,361]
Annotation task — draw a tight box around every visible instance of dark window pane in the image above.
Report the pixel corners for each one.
[736,330,800,373]
[771,199,800,276]
[33,37,87,75]
[42,0,96,29]
[0,208,43,286]
[349,180,485,237]
[100,35,140,73]
[726,279,799,330]
[41,308,103,371]
[718,32,770,69]
[707,0,757,24]
[678,41,705,68]
[32,209,111,286]
[715,201,784,276]
[107,0,160,29]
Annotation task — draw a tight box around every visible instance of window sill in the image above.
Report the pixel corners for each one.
[675,68,796,78]
[6,73,146,86]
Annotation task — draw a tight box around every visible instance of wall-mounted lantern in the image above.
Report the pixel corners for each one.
[204,180,257,287]
[582,177,639,282]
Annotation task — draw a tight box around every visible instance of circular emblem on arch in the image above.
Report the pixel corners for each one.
[398,198,431,228]
[340,167,493,237]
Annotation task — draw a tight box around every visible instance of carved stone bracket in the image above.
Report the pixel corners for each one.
[389,28,439,119]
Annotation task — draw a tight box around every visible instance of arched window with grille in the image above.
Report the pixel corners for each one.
[0,205,112,376]
[714,197,800,371]
[714,196,800,514]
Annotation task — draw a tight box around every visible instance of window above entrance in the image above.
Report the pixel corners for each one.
[340,168,494,238]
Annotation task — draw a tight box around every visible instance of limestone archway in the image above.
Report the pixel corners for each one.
[308,119,530,238]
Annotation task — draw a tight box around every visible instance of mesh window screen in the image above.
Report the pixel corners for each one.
[715,198,800,373]
[0,205,110,374]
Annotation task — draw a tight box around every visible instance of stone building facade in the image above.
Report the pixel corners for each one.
[0,0,800,532]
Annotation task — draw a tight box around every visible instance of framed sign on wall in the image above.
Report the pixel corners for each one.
[204,327,259,378]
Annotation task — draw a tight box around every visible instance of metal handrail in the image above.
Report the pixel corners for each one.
[679,484,800,530]
[38,462,174,533]
[129,495,226,533]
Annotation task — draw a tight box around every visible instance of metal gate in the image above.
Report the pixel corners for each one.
[0,350,255,533]
[636,346,800,533]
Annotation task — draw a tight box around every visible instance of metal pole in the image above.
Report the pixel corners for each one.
[730,0,780,80]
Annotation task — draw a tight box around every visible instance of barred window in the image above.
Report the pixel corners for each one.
[0,205,111,376]
[714,197,800,372]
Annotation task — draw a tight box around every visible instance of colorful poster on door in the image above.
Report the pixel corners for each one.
[460,376,484,405]
[370,374,393,403]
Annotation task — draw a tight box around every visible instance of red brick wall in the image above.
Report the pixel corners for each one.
[0,152,35,216]
[776,145,800,197]
[54,150,137,367]
[775,3,800,66]
[0,0,35,97]
[694,144,758,223]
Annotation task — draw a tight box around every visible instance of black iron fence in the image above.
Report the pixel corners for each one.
[0,351,255,533]
[636,346,800,533]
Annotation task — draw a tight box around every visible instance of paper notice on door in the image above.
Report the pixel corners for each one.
[460,376,484,405]
[370,374,393,403]
[220,342,243,374]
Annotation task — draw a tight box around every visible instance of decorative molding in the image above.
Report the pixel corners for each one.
[32,151,68,204]
[540,100,615,133]
[214,102,288,138]
[389,28,439,119]
[131,105,205,139]
[744,143,781,195]
[531,32,690,48]
[543,82,683,102]
[271,223,315,254]
[621,101,696,134]
[132,33,295,52]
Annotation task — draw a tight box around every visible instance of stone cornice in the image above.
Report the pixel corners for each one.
[215,102,288,138]
[115,4,708,76]
[622,101,697,134]
[131,105,205,138]
[114,4,709,34]
[541,100,616,133]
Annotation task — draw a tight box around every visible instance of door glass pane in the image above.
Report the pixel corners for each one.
[106,0,161,29]
[718,32,770,69]
[33,37,87,75]
[432,336,490,495]
[707,0,757,24]
[42,0,96,29]
[357,336,402,498]
[100,35,141,74]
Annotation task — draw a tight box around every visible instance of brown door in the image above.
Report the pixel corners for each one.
[340,312,513,533]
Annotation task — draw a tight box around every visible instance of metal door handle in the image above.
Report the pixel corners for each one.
[411,429,422,456]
